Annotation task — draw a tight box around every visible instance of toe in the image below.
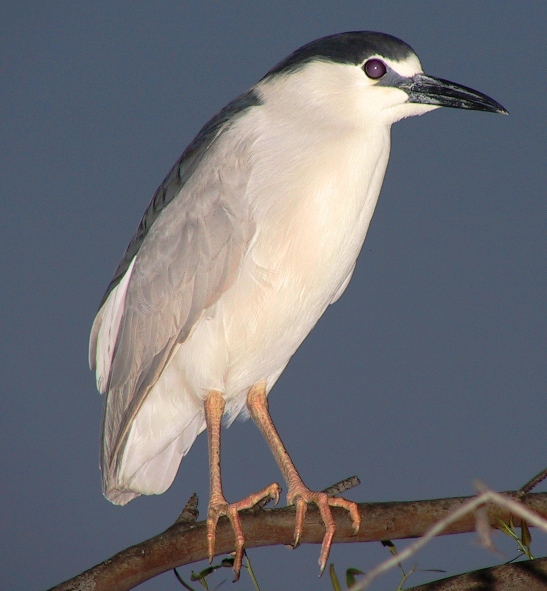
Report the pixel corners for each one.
[285,484,361,576]
[206,484,280,575]
[293,497,308,548]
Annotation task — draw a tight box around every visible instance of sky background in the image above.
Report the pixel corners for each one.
[2,2,546,590]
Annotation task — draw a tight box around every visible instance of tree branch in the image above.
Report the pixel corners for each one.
[48,491,547,591]
[406,557,547,591]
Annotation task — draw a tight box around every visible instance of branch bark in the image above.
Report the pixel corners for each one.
[48,491,547,591]
[406,556,547,591]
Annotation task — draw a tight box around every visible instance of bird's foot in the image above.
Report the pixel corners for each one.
[207,482,281,580]
[287,482,361,575]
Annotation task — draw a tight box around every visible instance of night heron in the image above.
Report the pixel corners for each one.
[90,31,506,577]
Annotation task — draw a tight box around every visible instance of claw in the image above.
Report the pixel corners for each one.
[271,485,281,506]
[206,509,221,562]
[206,482,281,579]
[318,551,329,576]
[293,497,307,548]
[288,485,361,575]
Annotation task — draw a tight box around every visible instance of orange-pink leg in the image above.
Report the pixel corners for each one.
[247,382,360,574]
[204,390,281,580]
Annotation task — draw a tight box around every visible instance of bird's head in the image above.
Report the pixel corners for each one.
[256,32,507,130]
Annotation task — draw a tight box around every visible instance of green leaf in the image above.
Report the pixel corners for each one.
[521,520,532,548]
[329,564,342,591]
[191,566,217,581]
[345,567,364,587]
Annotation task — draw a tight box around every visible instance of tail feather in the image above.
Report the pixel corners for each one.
[102,376,206,505]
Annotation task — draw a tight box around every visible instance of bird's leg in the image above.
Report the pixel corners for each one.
[204,390,281,580]
[247,382,361,574]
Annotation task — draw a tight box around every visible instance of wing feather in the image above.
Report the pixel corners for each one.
[93,134,256,485]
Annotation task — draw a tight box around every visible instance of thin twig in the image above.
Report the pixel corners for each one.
[175,494,200,524]
[323,476,361,496]
[349,483,547,591]
[519,467,547,497]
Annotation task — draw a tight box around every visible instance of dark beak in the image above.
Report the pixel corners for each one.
[402,73,508,114]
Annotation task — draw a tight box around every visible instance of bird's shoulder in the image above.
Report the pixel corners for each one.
[98,89,263,310]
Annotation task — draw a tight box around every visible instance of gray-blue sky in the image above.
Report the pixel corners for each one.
[2,3,546,590]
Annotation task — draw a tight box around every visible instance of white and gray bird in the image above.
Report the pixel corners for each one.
[90,31,506,576]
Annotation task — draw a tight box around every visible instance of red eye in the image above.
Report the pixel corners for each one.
[364,58,387,79]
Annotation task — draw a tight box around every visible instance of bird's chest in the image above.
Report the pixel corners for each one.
[248,131,390,301]
[197,127,391,391]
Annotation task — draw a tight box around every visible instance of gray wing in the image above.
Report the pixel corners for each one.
[96,90,261,309]
[90,96,259,477]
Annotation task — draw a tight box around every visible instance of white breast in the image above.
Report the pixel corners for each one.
[171,108,392,401]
